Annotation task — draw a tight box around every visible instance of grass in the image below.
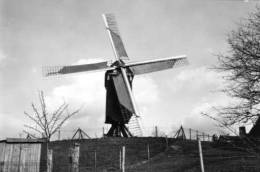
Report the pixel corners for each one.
[49,137,260,172]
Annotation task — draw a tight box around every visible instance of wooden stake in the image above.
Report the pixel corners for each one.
[155,126,158,137]
[198,139,205,172]
[93,150,96,172]
[122,146,125,172]
[17,144,22,172]
[70,143,80,172]
[189,128,192,140]
[119,149,122,170]
[47,149,53,172]
[58,129,61,140]
[165,136,168,150]
[147,144,151,172]
[147,144,150,160]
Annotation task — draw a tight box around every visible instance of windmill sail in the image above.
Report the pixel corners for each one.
[43,61,113,76]
[112,72,135,114]
[125,55,188,75]
[103,14,129,61]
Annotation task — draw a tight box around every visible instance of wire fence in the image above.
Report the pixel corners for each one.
[48,126,214,142]
[60,140,259,172]
[3,126,260,171]
[1,137,260,172]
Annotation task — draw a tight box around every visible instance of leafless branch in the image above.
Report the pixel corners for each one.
[212,7,260,127]
[24,91,80,140]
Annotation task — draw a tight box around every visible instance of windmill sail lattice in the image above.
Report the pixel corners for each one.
[127,56,188,75]
[127,115,143,136]
[43,61,113,77]
[103,14,129,60]
[43,14,188,137]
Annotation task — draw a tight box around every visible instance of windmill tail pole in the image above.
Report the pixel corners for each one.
[120,67,140,116]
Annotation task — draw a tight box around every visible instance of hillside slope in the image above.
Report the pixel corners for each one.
[50,137,260,172]
[128,140,260,172]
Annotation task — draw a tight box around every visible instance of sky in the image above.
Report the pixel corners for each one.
[0,0,259,139]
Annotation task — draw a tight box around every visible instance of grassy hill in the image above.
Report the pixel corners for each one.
[49,137,260,172]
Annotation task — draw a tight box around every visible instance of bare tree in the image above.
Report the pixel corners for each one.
[24,91,80,140]
[214,7,260,126]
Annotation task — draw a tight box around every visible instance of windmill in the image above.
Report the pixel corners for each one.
[43,14,188,137]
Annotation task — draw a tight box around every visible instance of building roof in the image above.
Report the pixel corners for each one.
[248,116,260,138]
[0,138,47,143]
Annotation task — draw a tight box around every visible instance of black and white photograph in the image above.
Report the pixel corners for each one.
[0,0,260,171]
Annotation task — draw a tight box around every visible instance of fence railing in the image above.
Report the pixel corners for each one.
[46,126,214,142]
[1,137,259,172]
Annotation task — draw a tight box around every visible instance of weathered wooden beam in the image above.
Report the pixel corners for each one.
[69,143,80,172]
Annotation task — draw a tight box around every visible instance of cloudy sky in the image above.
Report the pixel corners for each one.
[0,0,259,139]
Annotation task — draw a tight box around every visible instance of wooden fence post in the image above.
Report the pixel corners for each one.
[189,128,192,140]
[69,143,80,172]
[119,148,122,170]
[18,144,22,172]
[147,144,150,160]
[155,126,158,137]
[165,136,168,150]
[147,144,150,172]
[122,146,125,172]
[58,129,61,140]
[198,139,205,172]
[47,149,53,172]
[94,150,97,172]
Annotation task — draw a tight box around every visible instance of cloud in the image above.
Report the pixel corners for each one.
[133,75,160,113]
[170,66,223,93]
[127,66,226,135]
[42,63,238,137]
[0,112,26,139]
[182,92,235,135]
[153,66,233,134]
[46,71,105,137]
[0,50,6,63]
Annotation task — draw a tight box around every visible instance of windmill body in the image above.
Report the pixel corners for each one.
[44,14,188,137]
